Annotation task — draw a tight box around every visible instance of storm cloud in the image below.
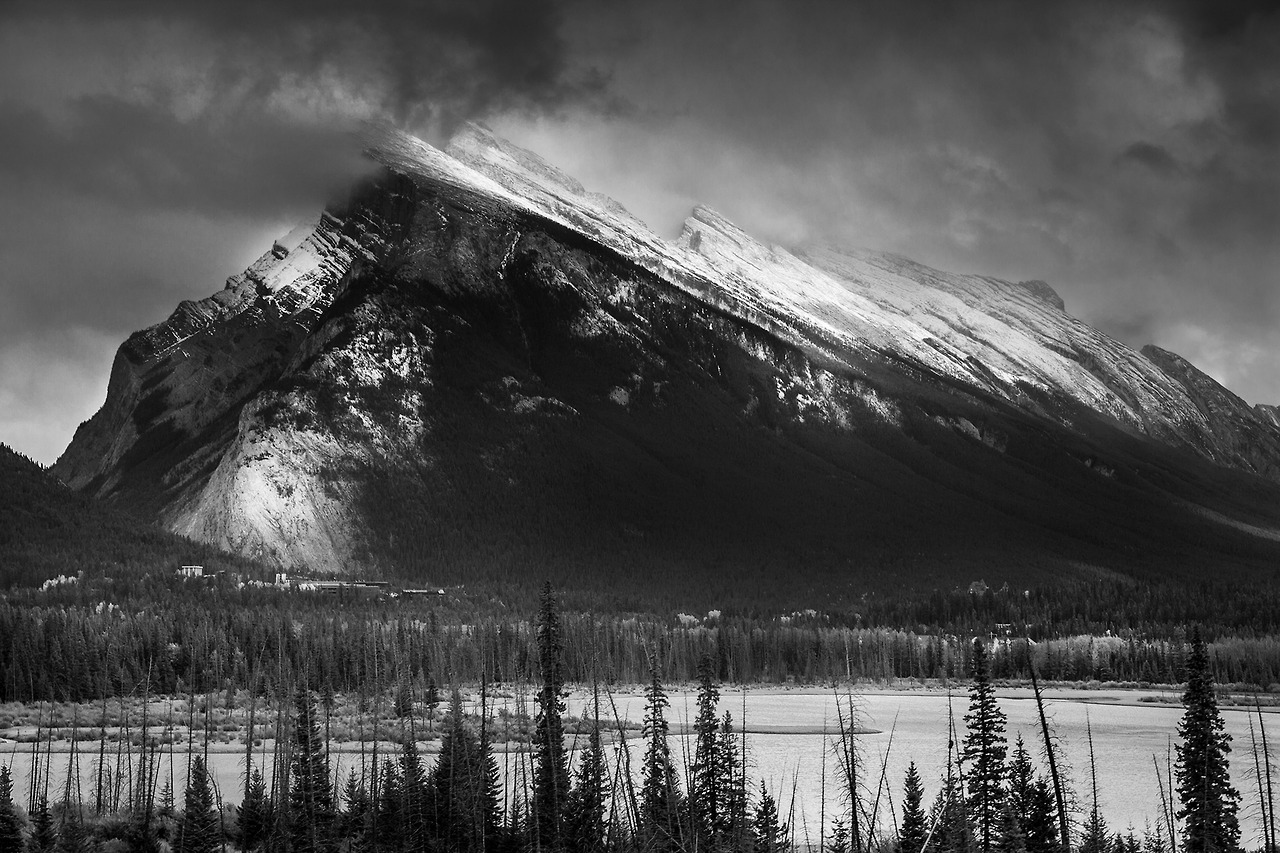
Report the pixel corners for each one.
[1,0,1277,463]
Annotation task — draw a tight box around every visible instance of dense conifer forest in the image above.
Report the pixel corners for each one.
[0,589,1267,853]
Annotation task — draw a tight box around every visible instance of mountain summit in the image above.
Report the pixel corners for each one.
[52,124,1280,603]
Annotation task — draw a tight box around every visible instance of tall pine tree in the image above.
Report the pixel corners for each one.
[289,686,335,853]
[964,639,1009,853]
[639,665,682,852]
[564,683,608,853]
[237,767,271,853]
[690,655,722,846]
[0,766,23,853]
[177,756,219,853]
[1175,630,1241,853]
[899,762,928,853]
[752,783,788,853]
[532,583,570,850]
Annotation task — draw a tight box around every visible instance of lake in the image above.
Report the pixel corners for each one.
[4,687,1274,848]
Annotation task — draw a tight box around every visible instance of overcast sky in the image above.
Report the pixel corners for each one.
[1,0,1277,465]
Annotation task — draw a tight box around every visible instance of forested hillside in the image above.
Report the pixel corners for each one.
[0,444,259,588]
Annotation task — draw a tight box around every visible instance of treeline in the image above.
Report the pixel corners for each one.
[5,583,1280,704]
[0,591,1264,853]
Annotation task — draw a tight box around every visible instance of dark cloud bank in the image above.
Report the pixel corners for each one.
[1,0,1277,463]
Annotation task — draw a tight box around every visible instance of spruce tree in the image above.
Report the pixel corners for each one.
[28,798,56,853]
[237,767,270,853]
[1007,736,1035,826]
[1021,780,1059,853]
[53,811,86,853]
[340,770,371,844]
[639,666,682,851]
[429,687,501,853]
[1078,807,1110,853]
[937,773,974,853]
[716,711,749,848]
[564,694,608,853]
[994,804,1027,853]
[752,783,787,853]
[1175,630,1241,853]
[289,686,335,853]
[177,756,219,853]
[964,639,1009,853]
[398,738,428,853]
[532,582,570,850]
[0,766,24,853]
[899,762,928,853]
[690,655,722,846]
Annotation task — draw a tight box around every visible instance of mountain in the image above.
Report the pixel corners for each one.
[51,123,1280,607]
[0,443,250,587]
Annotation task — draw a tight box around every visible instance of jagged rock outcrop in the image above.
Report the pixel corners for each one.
[1140,344,1280,480]
[52,124,1280,595]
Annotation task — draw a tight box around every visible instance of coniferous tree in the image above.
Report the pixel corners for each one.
[1141,822,1168,853]
[289,686,336,853]
[964,639,1008,853]
[936,774,974,853]
[994,804,1027,853]
[397,738,428,853]
[716,711,749,848]
[53,811,86,853]
[177,756,219,853]
[899,763,928,853]
[430,688,500,853]
[639,666,682,851]
[237,767,270,853]
[0,767,24,853]
[424,678,442,732]
[532,583,570,850]
[1007,737,1035,827]
[28,798,56,853]
[341,770,371,845]
[690,656,722,846]
[1021,780,1059,853]
[158,781,175,819]
[1078,808,1110,853]
[1175,630,1241,853]
[564,695,607,853]
[752,783,787,853]
[373,759,403,852]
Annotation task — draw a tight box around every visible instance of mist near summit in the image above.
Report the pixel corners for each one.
[1,0,1277,463]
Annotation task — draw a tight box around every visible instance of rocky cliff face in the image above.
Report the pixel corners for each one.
[52,124,1280,599]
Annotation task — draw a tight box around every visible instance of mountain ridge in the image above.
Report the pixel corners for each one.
[49,124,1280,601]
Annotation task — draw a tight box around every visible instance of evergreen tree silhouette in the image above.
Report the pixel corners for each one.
[964,639,1008,852]
[716,711,749,849]
[532,583,570,850]
[29,798,56,853]
[564,689,607,853]
[289,686,335,853]
[237,767,270,853]
[1175,629,1241,853]
[0,767,24,853]
[1021,780,1059,853]
[752,783,787,853]
[639,666,682,851]
[690,655,721,846]
[177,756,219,853]
[899,762,928,853]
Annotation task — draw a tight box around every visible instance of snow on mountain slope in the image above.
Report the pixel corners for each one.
[52,122,1280,584]
[430,123,1280,477]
